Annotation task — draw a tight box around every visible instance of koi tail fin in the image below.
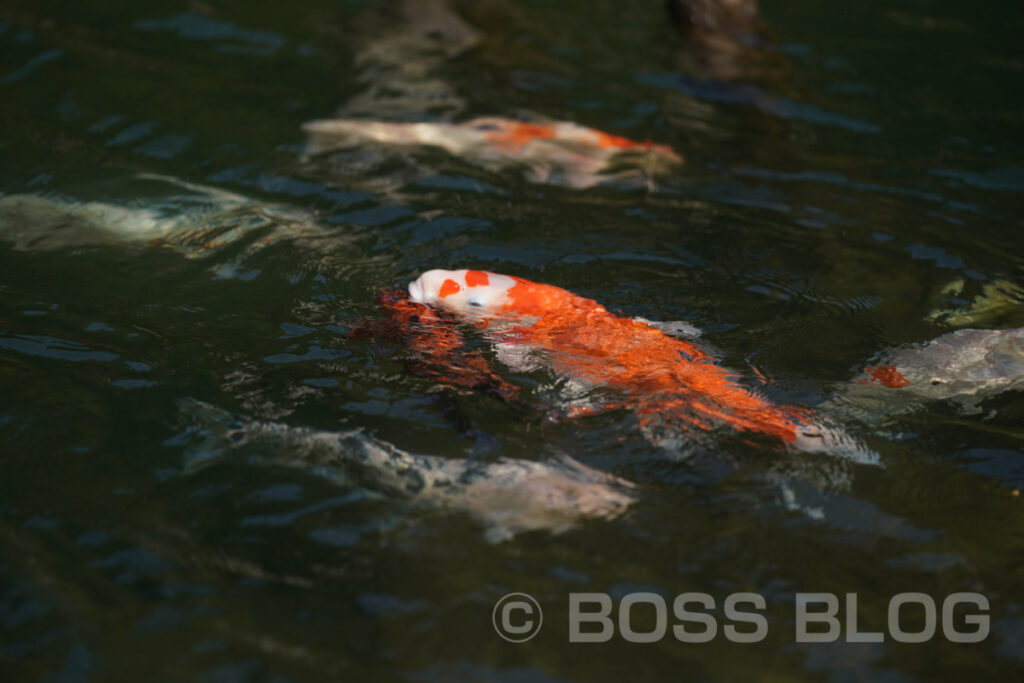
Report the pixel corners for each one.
[632,396,880,466]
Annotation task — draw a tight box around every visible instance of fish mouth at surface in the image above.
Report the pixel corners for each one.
[408,278,426,303]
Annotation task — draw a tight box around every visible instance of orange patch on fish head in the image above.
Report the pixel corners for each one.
[865,365,910,388]
[465,270,490,287]
[409,269,461,305]
[439,278,461,298]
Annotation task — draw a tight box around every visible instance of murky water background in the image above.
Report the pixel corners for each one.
[1,0,1023,680]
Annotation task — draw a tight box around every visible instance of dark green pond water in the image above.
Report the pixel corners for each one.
[2,0,1023,680]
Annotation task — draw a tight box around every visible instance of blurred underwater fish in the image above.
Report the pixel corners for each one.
[0,174,331,265]
[176,398,635,543]
[378,268,873,462]
[341,0,482,119]
[831,327,1024,421]
[665,0,779,82]
[303,116,682,189]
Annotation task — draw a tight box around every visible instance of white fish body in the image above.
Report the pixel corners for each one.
[177,399,635,543]
[303,116,683,188]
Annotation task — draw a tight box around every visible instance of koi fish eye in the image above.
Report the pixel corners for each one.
[468,296,484,307]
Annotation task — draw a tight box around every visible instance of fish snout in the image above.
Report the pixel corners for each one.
[408,269,457,305]
[408,278,426,303]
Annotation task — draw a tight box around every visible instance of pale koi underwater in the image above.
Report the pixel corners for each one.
[303,116,682,189]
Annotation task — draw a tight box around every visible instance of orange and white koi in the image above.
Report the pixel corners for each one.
[303,116,682,188]
[402,268,867,457]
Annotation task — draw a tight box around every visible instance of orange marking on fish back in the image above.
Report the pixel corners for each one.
[593,131,680,161]
[485,122,556,150]
[865,365,910,388]
[595,131,643,150]
[439,279,461,298]
[465,270,490,287]
[501,278,582,318]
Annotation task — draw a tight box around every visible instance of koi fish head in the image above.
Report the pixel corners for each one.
[855,328,1024,405]
[408,269,518,319]
[409,268,591,323]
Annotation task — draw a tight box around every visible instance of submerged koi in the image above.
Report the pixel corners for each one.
[177,398,634,543]
[0,174,327,262]
[303,116,682,189]
[834,327,1024,421]
[400,268,866,458]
